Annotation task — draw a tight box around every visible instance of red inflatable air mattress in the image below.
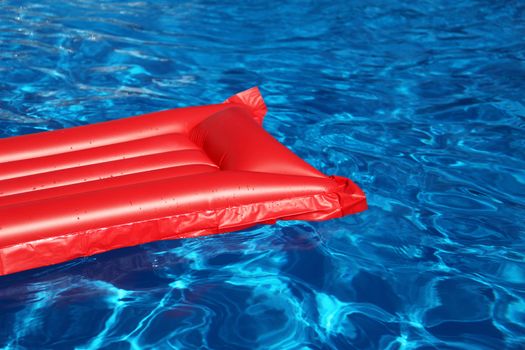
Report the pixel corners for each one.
[0,87,366,276]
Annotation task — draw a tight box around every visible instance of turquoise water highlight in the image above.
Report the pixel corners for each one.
[1,0,525,349]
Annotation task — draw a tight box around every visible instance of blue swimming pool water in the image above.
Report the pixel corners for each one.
[1,0,524,349]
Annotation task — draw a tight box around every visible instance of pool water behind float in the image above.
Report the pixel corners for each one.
[1,0,524,349]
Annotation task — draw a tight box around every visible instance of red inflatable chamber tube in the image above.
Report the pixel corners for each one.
[0,87,366,276]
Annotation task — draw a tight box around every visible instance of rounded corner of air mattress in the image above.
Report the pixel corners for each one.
[0,86,367,276]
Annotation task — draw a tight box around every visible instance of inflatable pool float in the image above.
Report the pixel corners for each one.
[0,87,366,276]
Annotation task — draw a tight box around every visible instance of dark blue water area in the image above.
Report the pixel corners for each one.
[1,0,524,349]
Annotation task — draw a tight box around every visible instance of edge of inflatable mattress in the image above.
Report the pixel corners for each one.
[0,183,366,277]
[224,86,267,124]
[330,175,368,215]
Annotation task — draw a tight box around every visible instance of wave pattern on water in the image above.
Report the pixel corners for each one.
[1,0,525,349]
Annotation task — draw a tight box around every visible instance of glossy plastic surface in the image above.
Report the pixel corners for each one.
[0,87,366,275]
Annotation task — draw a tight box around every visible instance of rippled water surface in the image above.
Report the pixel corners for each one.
[1,0,525,349]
